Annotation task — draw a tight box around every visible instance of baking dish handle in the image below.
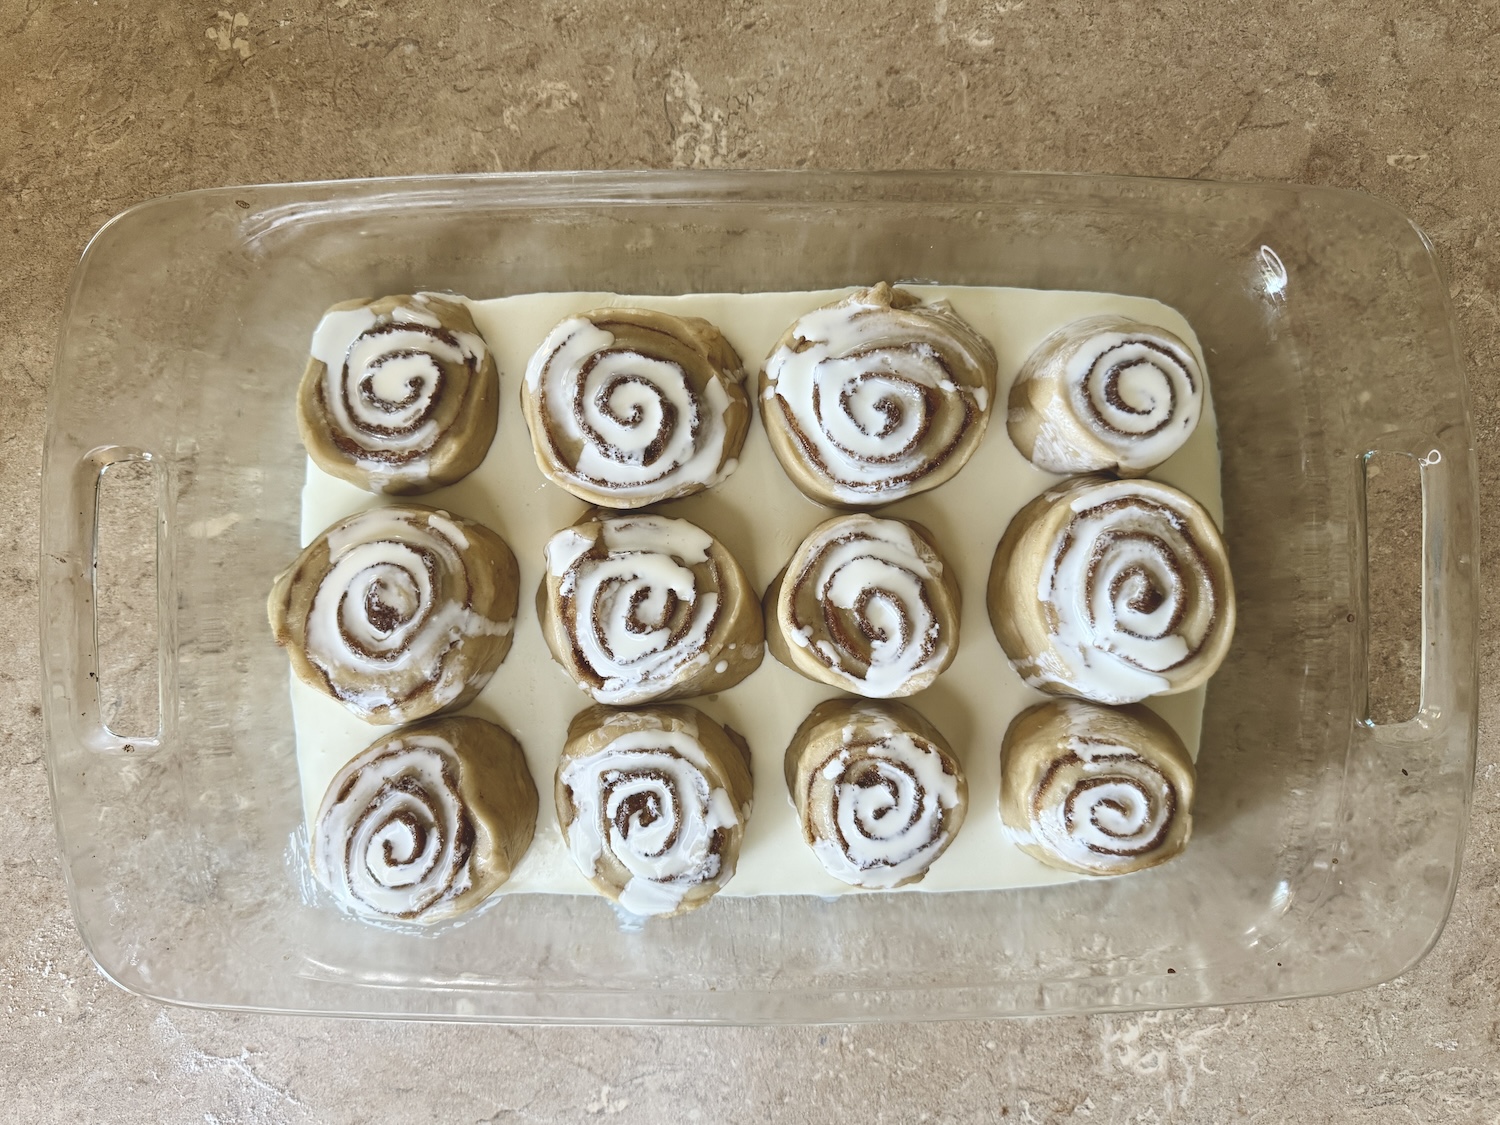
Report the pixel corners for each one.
[56,446,170,756]
[1354,427,1478,740]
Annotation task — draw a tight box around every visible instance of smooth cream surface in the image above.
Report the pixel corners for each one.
[293,286,1221,899]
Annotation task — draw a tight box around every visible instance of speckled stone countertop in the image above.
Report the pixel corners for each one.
[4,2,1498,1121]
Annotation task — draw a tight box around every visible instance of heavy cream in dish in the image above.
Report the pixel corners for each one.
[293,286,1222,899]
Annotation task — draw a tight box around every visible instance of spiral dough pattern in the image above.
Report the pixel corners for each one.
[988,477,1234,704]
[760,284,998,506]
[268,505,518,724]
[312,717,538,923]
[319,740,473,920]
[541,514,763,705]
[522,309,749,508]
[300,294,498,494]
[1000,700,1195,876]
[1007,315,1204,476]
[785,699,966,889]
[769,514,961,698]
[556,706,753,917]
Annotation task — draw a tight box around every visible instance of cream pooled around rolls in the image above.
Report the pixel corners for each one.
[298,293,499,495]
[554,704,754,917]
[765,513,962,698]
[784,698,967,889]
[312,715,538,923]
[1000,699,1195,876]
[520,307,750,508]
[987,475,1235,705]
[759,283,998,507]
[1007,315,1205,476]
[268,505,519,725]
[538,511,763,706]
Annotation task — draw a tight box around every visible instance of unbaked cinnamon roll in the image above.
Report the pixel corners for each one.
[312,715,537,923]
[298,293,498,494]
[539,512,763,705]
[766,514,961,698]
[268,505,519,724]
[1000,699,1194,875]
[555,704,753,917]
[1007,316,1204,475]
[988,476,1234,704]
[784,698,966,889]
[759,284,997,506]
[521,308,750,508]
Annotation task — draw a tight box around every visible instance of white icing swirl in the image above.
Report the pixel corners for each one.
[782,516,952,697]
[304,508,510,719]
[546,516,722,705]
[1018,741,1180,874]
[1012,317,1203,475]
[314,734,474,921]
[525,316,735,501]
[1038,480,1226,704]
[806,720,962,888]
[559,729,741,916]
[310,296,488,472]
[763,287,994,501]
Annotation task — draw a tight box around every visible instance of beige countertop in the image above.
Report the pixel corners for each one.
[4,1,1498,1121]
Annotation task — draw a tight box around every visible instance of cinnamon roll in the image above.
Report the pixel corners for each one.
[312,715,538,923]
[268,505,519,724]
[520,308,750,508]
[988,476,1234,704]
[539,512,763,705]
[1000,699,1194,875]
[1007,316,1204,475]
[555,704,753,917]
[298,293,498,494]
[759,284,997,507]
[784,698,966,889]
[766,514,961,698]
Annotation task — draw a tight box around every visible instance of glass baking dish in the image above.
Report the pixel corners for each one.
[40,171,1477,1023]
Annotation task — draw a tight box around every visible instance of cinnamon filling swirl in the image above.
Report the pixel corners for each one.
[770,514,960,698]
[784,698,966,889]
[1007,315,1204,476]
[1046,492,1224,685]
[522,309,749,508]
[556,705,753,917]
[761,284,997,506]
[269,505,518,725]
[1038,749,1177,859]
[540,514,763,705]
[1000,700,1195,876]
[989,476,1233,705]
[300,293,498,494]
[312,716,537,923]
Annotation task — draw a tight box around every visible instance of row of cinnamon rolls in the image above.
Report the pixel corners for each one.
[297,286,1206,506]
[303,691,1192,926]
[268,488,1234,719]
